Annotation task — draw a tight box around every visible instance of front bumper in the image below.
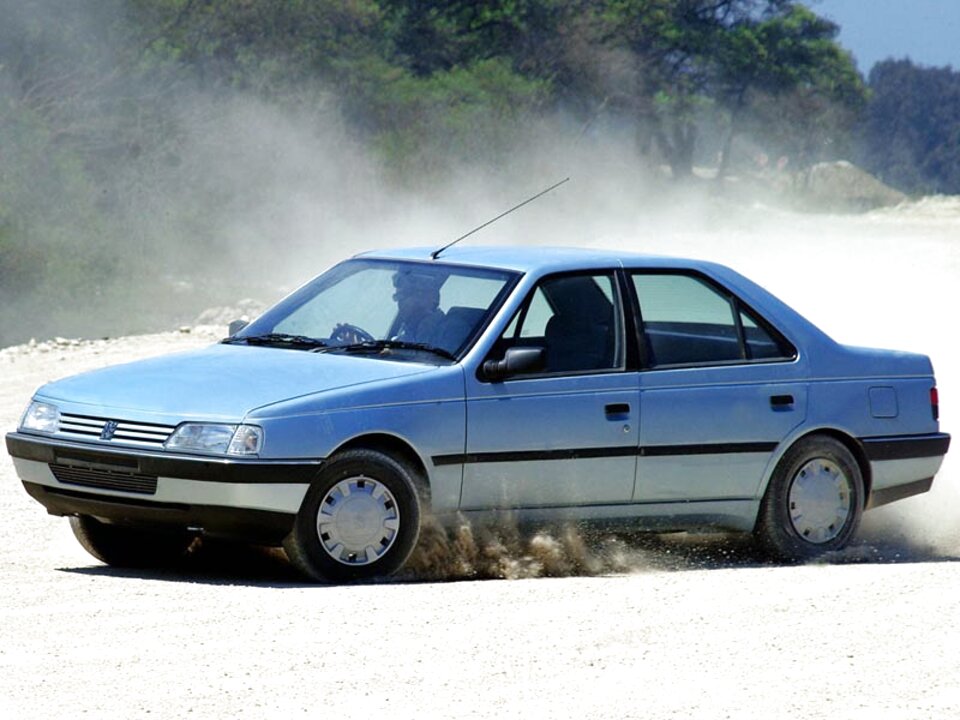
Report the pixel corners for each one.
[6,432,323,544]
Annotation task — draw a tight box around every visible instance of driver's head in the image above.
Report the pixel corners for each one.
[392,270,442,317]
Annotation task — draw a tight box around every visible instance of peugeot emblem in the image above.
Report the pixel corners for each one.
[100,420,119,440]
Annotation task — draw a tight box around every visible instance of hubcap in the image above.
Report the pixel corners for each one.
[316,475,400,566]
[788,458,852,544]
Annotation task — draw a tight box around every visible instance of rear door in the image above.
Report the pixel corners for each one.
[630,271,807,503]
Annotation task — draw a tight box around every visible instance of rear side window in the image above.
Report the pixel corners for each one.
[632,273,794,367]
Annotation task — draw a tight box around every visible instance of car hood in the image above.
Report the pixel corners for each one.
[34,344,438,422]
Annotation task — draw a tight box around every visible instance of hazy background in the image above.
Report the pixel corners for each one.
[0,0,653,344]
[6,0,959,349]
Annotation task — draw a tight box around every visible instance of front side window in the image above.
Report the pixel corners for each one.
[492,272,624,375]
[235,259,517,359]
[632,273,794,367]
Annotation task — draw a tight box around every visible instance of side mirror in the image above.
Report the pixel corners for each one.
[228,319,249,336]
[482,346,545,381]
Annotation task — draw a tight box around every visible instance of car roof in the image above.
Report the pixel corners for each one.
[353,244,832,351]
[354,245,717,274]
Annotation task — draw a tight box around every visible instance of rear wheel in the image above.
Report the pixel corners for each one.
[755,435,864,561]
[283,449,423,582]
[69,515,195,568]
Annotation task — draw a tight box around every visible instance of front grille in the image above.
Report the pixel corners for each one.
[50,463,158,495]
[59,414,175,447]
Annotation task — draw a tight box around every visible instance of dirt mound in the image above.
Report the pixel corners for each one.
[796,160,907,211]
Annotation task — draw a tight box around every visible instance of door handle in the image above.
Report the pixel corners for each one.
[770,394,794,409]
[605,403,631,417]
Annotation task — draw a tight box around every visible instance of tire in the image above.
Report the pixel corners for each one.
[283,449,423,582]
[69,515,195,568]
[755,435,864,561]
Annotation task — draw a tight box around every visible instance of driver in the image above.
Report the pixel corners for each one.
[391,270,445,344]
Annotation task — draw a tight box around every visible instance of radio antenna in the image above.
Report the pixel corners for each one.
[431,177,569,260]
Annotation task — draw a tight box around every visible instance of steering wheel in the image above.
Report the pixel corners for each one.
[331,323,375,345]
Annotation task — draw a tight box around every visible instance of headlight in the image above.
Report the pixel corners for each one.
[165,423,263,456]
[20,401,61,433]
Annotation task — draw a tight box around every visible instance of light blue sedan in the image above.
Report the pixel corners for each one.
[6,246,951,581]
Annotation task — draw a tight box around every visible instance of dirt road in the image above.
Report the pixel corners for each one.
[2,325,960,719]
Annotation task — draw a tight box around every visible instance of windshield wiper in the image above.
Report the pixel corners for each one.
[323,339,456,361]
[222,333,329,349]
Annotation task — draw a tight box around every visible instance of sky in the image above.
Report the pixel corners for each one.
[812,0,960,74]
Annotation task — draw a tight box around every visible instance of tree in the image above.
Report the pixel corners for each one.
[592,1,770,178]
[711,3,866,178]
[381,0,578,76]
[591,1,863,179]
[859,59,960,195]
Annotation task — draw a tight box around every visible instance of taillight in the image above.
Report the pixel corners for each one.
[931,387,940,421]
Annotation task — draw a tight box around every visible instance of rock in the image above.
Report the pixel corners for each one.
[795,160,907,211]
[194,299,266,327]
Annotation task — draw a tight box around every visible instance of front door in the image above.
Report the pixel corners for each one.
[461,271,639,509]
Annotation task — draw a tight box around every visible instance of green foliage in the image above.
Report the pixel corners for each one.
[0,84,120,331]
[580,1,863,178]
[0,0,901,346]
[366,58,549,172]
[711,3,866,174]
[859,59,960,195]
[382,0,576,76]
[0,2,146,344]
[128,0,386,90]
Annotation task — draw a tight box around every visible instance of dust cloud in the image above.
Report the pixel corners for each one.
[0,0,665,345]
[402,515,766,582]
[404,516,635,581]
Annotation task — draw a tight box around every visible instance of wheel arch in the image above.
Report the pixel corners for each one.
[331,432,432,506]
[766,427,872,507]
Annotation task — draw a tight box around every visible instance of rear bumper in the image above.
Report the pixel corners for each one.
[860,433,951,462]
[6,432,320,543]
[860,433,950,509]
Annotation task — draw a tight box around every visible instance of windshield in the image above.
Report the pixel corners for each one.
[233,258,519,360]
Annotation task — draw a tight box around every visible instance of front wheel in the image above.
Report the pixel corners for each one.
[69,515,195,568]
[283,449,423,582]
[755,435,864,561]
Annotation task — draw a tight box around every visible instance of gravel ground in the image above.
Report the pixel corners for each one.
[2,327,960,720]
[3,203,960,719]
